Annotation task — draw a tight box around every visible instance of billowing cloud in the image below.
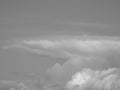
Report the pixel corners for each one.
[66,68,120,90]
[3,35,120,89]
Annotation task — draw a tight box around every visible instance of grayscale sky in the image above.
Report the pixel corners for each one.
[0,0,120,81]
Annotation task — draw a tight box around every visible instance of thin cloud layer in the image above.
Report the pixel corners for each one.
[64,22,110,28]
[3,36,120,70]
[3,35,120,56]
[3,36,120,65]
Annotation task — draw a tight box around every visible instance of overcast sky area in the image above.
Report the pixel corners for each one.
[0,0,120,90]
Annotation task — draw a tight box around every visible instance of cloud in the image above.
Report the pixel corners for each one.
[0,80,29,90]
[3,35,120,89]
[3,35,120,64]
[63,22,110,28]
[65,68,120,90]
[3,35,120,70]
[3,35,120,55]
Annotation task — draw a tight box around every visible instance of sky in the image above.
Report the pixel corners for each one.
[0,0,120,89]
[0,0,120,40]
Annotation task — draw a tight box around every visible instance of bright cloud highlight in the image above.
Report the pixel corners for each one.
[66,68,120,90]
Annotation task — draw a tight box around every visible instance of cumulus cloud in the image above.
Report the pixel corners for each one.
[66,68,120,90]
[3,35,120,90]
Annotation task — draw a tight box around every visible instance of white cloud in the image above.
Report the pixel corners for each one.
[3,35,120,55]
[4,36,120,67]
[3,35,120,69]
[3,35,120,89]
[66,68,120,90]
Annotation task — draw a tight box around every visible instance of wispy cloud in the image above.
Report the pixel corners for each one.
[64,22,110,28]
[3,35,120,69]
[3,35,120,56]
